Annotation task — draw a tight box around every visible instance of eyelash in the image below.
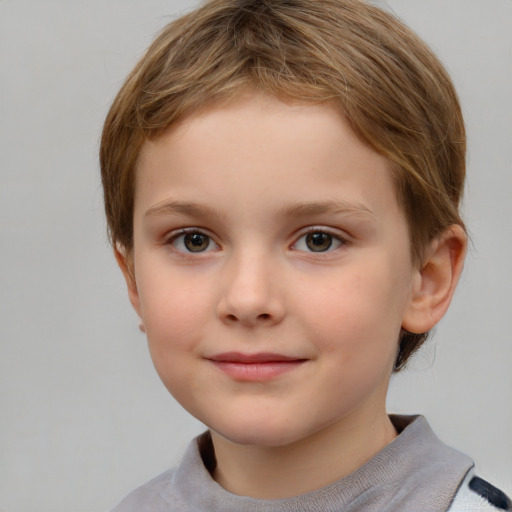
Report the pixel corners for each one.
[166,228,219,255]
[165,227,348,255]
[292,227,348,254]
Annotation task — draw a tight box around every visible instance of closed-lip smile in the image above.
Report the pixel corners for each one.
[205,352,308,380]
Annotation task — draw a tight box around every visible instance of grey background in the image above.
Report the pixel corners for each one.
[0,1,511,510]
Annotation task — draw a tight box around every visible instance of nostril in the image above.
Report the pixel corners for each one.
[258,313,271,320]
[227,314,238,322]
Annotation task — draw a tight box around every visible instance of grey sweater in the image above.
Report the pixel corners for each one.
[110,415,502,512]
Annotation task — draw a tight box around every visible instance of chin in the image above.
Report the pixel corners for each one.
[208,416,308,448]
[216,430,298,448]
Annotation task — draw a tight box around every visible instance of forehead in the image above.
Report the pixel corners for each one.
[135,94,400,223]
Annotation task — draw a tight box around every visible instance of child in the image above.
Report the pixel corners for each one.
[100,0,511,510]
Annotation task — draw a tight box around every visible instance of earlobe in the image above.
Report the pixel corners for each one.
[402,225,467,334]
[114,245,143,318]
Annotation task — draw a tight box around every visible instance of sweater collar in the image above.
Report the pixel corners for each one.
[170,415,473,512]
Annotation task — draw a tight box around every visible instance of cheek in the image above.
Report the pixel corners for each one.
[298,263,406,357]
[138,279,211,399]
[137,270,213,350]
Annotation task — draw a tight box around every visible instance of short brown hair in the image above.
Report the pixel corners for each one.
[100,0,466,371]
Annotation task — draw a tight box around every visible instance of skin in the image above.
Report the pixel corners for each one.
[117,93,466,499]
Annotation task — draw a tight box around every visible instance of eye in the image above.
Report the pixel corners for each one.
[169,230,217,253]
[294,230,344,253]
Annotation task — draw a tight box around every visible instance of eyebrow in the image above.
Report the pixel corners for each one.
[279,200,375,220]
[144,200,226,220]
[144,199,375,221]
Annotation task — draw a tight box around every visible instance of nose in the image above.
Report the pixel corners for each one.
[217,250,286,327]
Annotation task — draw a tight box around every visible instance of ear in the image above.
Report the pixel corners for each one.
[402,225,467,334]
[114,245,142,319]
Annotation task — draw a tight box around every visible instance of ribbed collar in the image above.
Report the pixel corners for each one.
[168,415,473,512]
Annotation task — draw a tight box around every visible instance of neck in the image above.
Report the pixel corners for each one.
[210,409,397,499]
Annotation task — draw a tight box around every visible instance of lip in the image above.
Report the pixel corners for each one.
[206,352,308,381]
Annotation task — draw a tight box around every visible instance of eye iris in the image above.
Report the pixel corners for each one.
[184,232,209,252]
[306,232,332,252]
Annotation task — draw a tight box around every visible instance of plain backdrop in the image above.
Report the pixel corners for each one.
[1,1,511,511]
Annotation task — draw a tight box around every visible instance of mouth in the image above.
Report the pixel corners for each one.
[205,352,308,381]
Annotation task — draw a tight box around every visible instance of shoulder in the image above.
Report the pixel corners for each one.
[108,433,212,512]
[109,468,180,512]
[449,469,512,512]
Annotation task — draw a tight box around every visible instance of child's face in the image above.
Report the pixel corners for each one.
[126,94,419,447]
